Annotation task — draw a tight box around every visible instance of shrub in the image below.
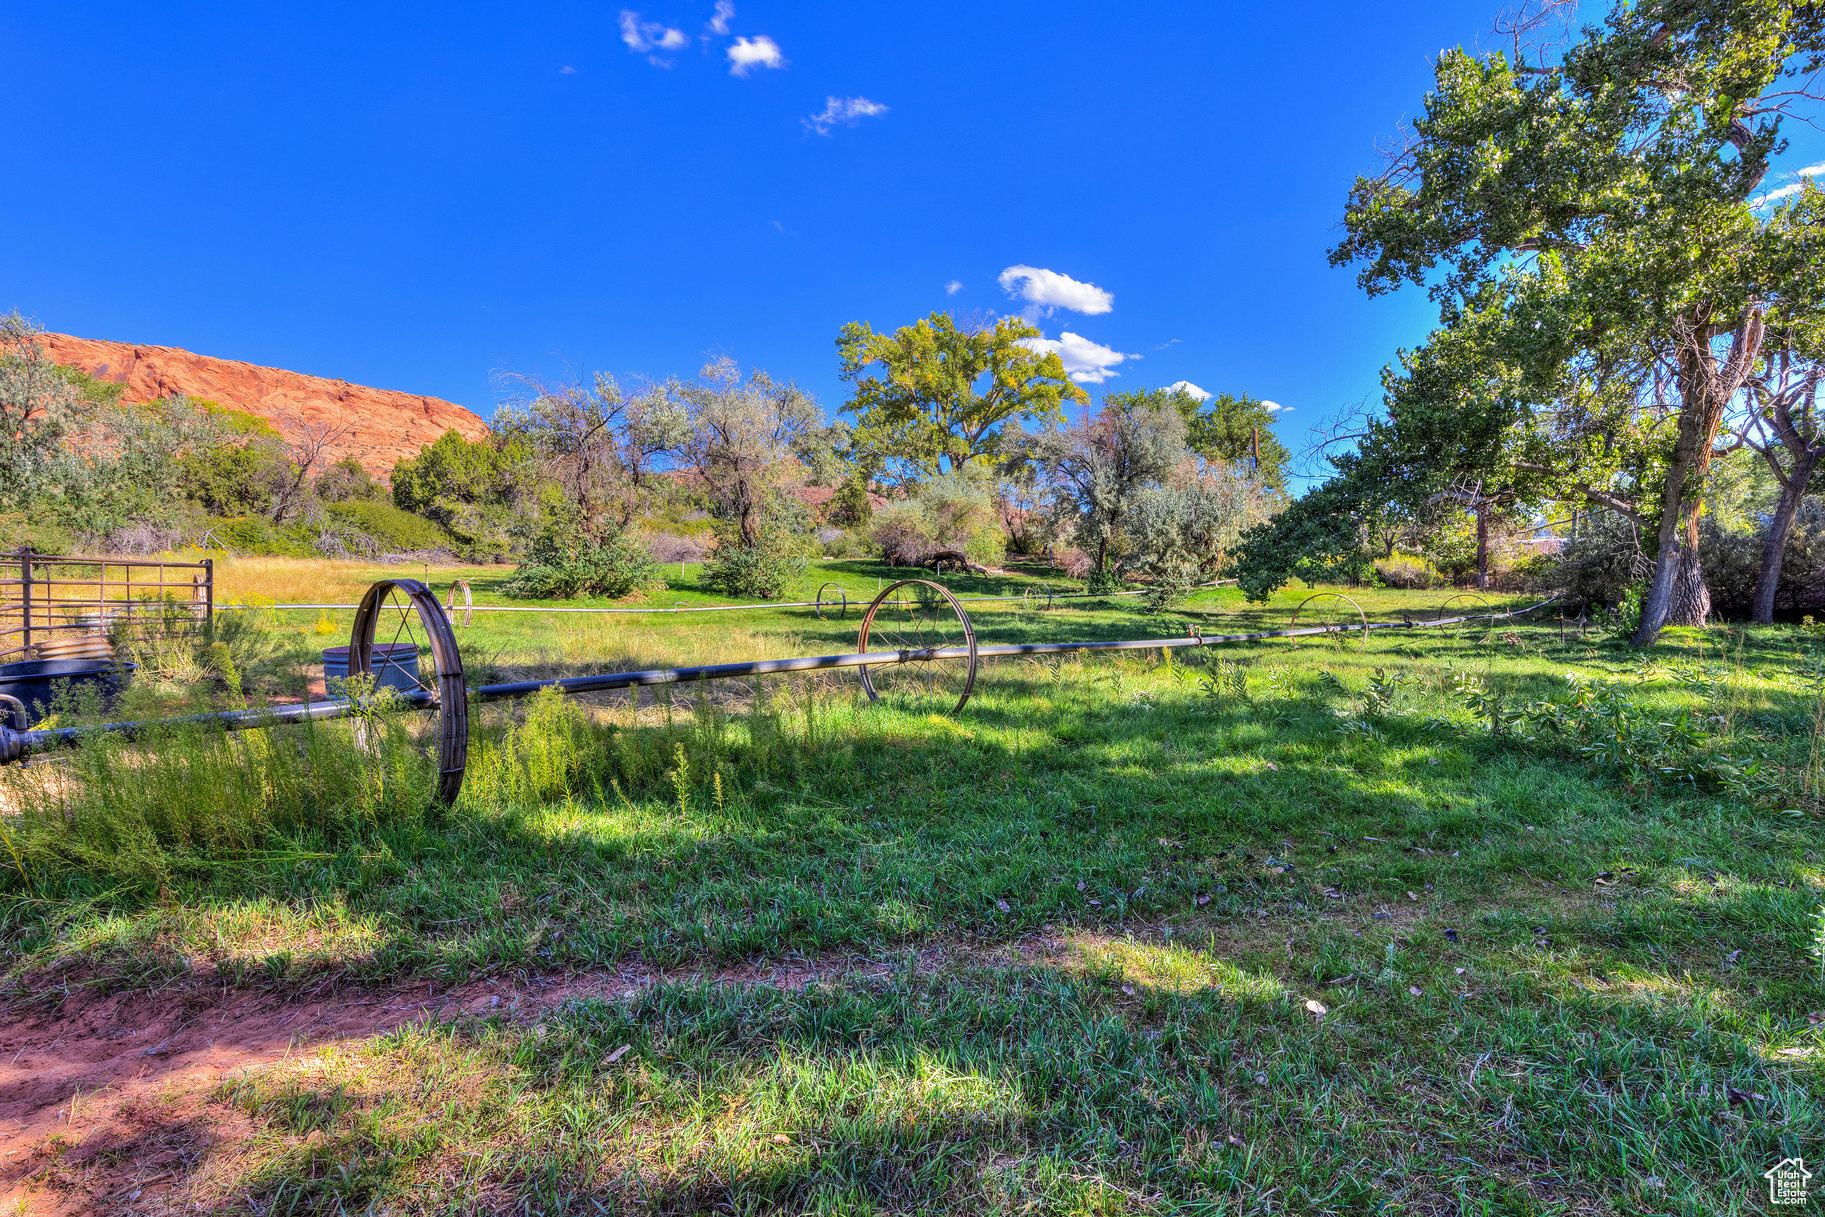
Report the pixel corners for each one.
[203,516,315,558]
[867,471,1005,569]
[1085,566,1127,595]
[326,500,453,552]
[703,542,798,600]
[500,517,656,599]
[1374,550,1444,590]
[1699,501,1825,619]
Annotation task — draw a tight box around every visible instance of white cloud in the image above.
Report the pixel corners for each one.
[707,0,734,35]
[727,34,785,75]
[945,280,963,295]
[559,64,577,74]
[1020,332,1136,385]
[1753,161,1825,208]
[997,265,1114,318]
[803,95,887,135]
[1166,380,1210,401]
[619,10,688,61]
[1262,400,1291,413]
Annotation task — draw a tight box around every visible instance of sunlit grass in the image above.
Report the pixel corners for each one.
[5,570,1824,1213]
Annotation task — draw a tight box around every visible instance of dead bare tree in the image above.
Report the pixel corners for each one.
[269,421,348,523]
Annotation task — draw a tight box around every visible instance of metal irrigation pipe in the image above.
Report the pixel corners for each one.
[0,577,1558,805]
[208,580,1239,617]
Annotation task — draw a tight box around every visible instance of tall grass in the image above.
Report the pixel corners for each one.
[0,701,439,897]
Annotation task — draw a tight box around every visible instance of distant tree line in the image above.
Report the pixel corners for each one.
[0,303,1288,603]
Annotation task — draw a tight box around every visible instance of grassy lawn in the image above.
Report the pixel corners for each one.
[1,563,1820,1214]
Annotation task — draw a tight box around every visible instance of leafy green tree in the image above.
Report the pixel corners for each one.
[174,406,287,516]
[838,312,1086,484]
[0,313,88,506]
[492,373,687,538]
[1029,388,1191,587]
[391,428,529,556]
[1330,0,1825,643]
[1176,391,1291,491]
[314,455,383,503]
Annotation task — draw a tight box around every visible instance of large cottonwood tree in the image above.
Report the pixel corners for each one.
[838,312,1085,485]
[1332,0,1825,643]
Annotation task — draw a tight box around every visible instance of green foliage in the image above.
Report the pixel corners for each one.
[313,455,382,504]
[1328,0,1825,643]
[175,405,287,516]
[839,311,1086,483]
[1176,389,1291,490]
[391,429,526,558]
[1030,388,1190,581]
[866,469,1005,569]
[823,475,873,527]
[701,541,797,601]
[1231,478,1379,600]
[325,500,453,552]
[1373,550,1443,590]
[500,513,656,599]
[205,515,317,557]
[703,509,814,600]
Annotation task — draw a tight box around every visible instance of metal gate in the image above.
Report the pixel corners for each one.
[0,548,213,662]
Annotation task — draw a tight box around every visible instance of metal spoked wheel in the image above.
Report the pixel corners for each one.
[350,578,469,805]
[1024,582,1055,612]
[446,579,473,627]
[1434,593,1495,641]
[1288,591,1369,647]
[856,579,979,714]
[815,581,849,621]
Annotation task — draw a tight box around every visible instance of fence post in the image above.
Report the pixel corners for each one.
[18,546,32,660]
[202,558,214,635]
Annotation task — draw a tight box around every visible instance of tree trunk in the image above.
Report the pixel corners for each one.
[1666,527,1710,627]
[1474,500,1490,589]
[1752,455,1816,623]
[1632,312,1765,646]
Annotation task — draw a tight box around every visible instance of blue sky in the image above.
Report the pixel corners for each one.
[6,2,1823,480]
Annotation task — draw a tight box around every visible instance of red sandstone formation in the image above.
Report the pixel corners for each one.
[39,333,490,476]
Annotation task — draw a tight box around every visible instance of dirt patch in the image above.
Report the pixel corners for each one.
[0,937,1062,1214]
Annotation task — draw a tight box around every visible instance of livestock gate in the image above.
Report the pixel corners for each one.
[0,548,214,663]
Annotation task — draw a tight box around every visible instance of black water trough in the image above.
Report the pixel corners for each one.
[0,659,138,727]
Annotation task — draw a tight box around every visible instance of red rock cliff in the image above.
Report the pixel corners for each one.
[38,333,490,477]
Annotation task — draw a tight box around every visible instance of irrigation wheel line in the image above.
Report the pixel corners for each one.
[350,578,469,807]
[855,579,979,715]
[1023,582,1055,612]
[0,581,1559,806]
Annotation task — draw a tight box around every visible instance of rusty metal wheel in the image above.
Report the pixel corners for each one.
[814,581,848,621]
[350,578,468,805]
[445,579,473,626]
[856,579,978,714]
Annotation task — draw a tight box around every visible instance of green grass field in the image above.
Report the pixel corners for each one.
[1,562,1820,1215]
